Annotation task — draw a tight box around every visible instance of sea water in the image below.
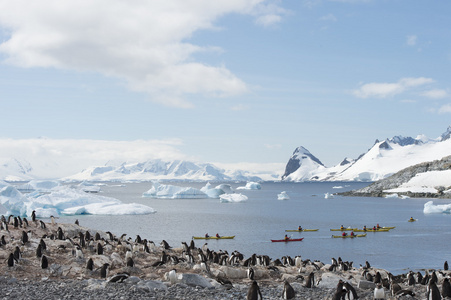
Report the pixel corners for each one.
[60,181,451,275]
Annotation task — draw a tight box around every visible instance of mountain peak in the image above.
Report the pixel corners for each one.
[281,146,324,180]
[440,125,451,141]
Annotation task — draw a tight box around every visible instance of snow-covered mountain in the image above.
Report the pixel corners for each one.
[283,126,451,182]
[63,159,267,182]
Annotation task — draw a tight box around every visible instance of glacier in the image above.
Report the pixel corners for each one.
[236,182,261,190]
[0,181,155,217]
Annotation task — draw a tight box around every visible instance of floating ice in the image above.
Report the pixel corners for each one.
[0,182,155,217]
[78,181,101,193]
[277,191,290,200]
[385,193,399,198]
[423,201,451,214]
[324,193,334,199]
[236,182,261,190]
[142,181,208,199]
[16,180,60,192]
[219,193,248,203]
[200,182,226,198]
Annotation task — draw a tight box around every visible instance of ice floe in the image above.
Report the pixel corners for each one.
[236,182,261,190]
[0,181,155,217]
[219,193,248,203]
[423,201,451,214]
[277,191,290,200]
[142,181,208,199]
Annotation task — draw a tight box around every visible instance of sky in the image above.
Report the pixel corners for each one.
[0,0,450,174]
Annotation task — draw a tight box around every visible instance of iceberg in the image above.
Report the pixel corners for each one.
[200,182,226,198]
[142,181,208,199]
[423,201,451,214]
[236,182,261,190]
[277,191,290,200]
[0,182,155,217]
[219,193,248,203]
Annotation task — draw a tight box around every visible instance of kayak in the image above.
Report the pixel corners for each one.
[192,236,235,240]
[354,228,390,232]
[408,219,417,222]
[330,228,357,231]
[285,229,319,232]
[271,238,304,242]
[332,234,367,238]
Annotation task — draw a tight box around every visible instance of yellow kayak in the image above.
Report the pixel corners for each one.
[408,219,417,222]
[354,228,390,232]
[192,236,235,240]
[332,234,367,238]
[285,229,319,232]
[330,228,357,231]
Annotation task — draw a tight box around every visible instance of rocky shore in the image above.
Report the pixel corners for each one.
[0,217,449,299]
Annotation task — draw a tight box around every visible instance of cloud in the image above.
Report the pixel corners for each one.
[352,77,434,98]
[0,0,285,108]
[421,89,448,99]
[406,35,417,46]
[319,14,337,22]
[438,104,451,114]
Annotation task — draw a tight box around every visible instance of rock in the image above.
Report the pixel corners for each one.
[357,279,375,289]
[317,273,346,289]
[219,266,247,279]
[138,280,168,291]
[178,273,213,289]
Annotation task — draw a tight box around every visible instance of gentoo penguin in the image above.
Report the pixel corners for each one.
[125,250,133,261]
[0,235,6,246]
[75,219,79,226]
[373,284,385,299]
[7,253,16,267]
[344,281,358,299]
[97,243,103,255]
[126,257,134,267]
[31,210,36,222]
[445,261,449,271]
[86,258,94,271]
[75,245,83,259]
[23,218,28,228]
[57,227,64,240]
[247,281,263,300]
[95,232,101,241]
[247,267,255,280]
[21,231,29,244]
[40,238,47,251]
[108,273,130,283]
[332,280,346,300]
[282,280,295,299]
[13,246,21,260]
[390,281,402,296]
[13,216,19,228]
[374,271,381,284]
[407,271,415,286]
[161,240,171,250]
[36,244,42,258]
[100,263,109,278]
[85,231,91,241]
[39,220,46,229]
[427,279,441,300]
[442,278,451,298]
[41,255,48,269]
[305,272,315,288]
[50,215,56,225]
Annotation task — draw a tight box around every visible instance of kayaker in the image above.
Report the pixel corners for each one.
[205,233,209,238]
[409,217,415,221]
[216,233,220,238]
[363,225,367,231]
[342,232,347,237]
[298,226,303,231]
[376,224,381,229]
[373,226,377,231]
[340,225,344,230]
[284,234,289,241]
[350,231,355,237]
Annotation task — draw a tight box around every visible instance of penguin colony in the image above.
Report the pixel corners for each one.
[1,214,451,299]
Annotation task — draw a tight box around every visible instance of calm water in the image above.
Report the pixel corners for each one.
[60,181,451,275]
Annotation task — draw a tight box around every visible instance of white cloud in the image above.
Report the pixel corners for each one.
[421,89,448,99]
[438,104,451,114]
[353,77,434,98]
[0,138,186,178]
[0,0,285,108]
[319,14,337,22]
[406,35,417,46]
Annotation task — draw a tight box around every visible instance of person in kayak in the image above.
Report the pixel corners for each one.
[376,224,381,229]
[205,233,209,238]
[373,226,377,231]
[340,225,344,230]
[363,225,367,231]
[342,232,347,237]
[350,231,355,237]
[216,233,220,238]
[409,217,415,221]
[284,234,290,241]
[298,226,303,231]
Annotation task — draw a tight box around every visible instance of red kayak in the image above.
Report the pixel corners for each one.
[271,238,304,242]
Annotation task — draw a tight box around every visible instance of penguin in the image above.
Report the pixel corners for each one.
[417,272,424,284]
[282,280,296,299]
[395,290,415,297]
[13,216,19,228]
[97,243,103,255]
[50,216,56,225]
[305,272,315,288]
[442,278,451,298]
[445,261,449,271]
[86,258,94,271]
[332,280,346,300]
[41,255,48,269]
[247,267,255,280]
[36,244,42,258]
[126,257,134,267]
[390,281,401,296]
[168,269,177,284]
[57,227,64,240]
[75,245,83,259]
[430,271,438,284]
[161,240,171,250]
[135,235,142,244]
[106,231,114,241]
[247,280,263,300]
[85,231,91,241]
[108,273,130,283]
[427,279,441,300]
[95,232,101,241]
[17,216,23,227]
[31,210,36,222]
[23,217,28,228]
[344,281,358,299]
[78,232,86,248]
[373,283,385,299]
[40,220,46,229]
[189,239,195,250]
[374,271,381,284]
[13,246,21,260]
[75,219,79,226]
[40,238,47,251]
[1,235,7,246]
[7,253,17,267]
[407,271,415,286]
[100,263,109,278]
[21,231,29,244]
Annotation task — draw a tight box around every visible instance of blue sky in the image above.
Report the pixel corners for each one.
[0,0,450,171]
